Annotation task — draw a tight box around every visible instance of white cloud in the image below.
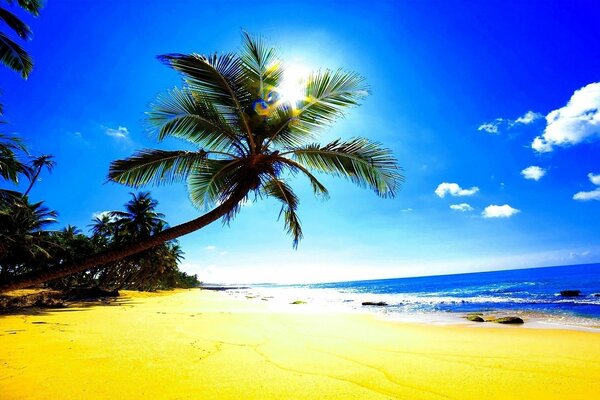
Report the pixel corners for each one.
[204,245,216,251]
[105,126,130,139]
[573,172,600,201]
[401,208,413,213]
[435,183,479,198]
[573,189,600,201]
[514,111,542,125]
[589,173,600,186]
[478,119,503,134]
[219,251,228,256]
[450,203,474,212]
[482,204,520,218]
[532,82,600,152]
[521,166,546,181]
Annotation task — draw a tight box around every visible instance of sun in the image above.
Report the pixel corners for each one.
[276,64,311,107]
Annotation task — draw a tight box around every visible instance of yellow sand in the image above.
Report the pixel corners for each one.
[1,289,599,400]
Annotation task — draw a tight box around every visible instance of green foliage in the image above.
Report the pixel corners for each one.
[0,189,199,292]
[110,33,403,247]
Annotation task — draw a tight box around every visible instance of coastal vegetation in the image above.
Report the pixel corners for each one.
[0,32,402,292]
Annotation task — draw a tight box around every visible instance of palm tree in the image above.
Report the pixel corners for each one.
[0,33,402,292]
[0,196,57,278]
[23,154,55,196]
[109,192,166,240]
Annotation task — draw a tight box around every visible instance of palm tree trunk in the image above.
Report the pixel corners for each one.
[23,168,41,197]
[0,194,242,293]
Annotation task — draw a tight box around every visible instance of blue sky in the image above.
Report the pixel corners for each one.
[2,0,599,283]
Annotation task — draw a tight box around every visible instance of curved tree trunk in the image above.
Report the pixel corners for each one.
[0,195,242,293]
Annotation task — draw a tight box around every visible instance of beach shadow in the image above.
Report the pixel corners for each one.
[0,296,133,317]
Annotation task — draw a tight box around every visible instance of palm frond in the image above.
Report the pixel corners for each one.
[262,103,315,149]
[158,52,254,147]
[262,176,302,247]
[186,158,243,209]
[0,32,32,78]
[108,149,210,188]
[295,69,368,131]
[263,69,368,149]
[287,138,402,198]
[240,31,283,96]
[277,157,329,199]
[147,87,245,153]
[14,0,43,16]
[0,8,31,39]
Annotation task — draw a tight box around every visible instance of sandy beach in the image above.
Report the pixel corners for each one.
[1,289,599,400]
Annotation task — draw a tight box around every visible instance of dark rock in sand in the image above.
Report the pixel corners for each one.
[290,300,307,305]
[560,290,581,297]
[361,301,388,306]
[496,317,524,324]
[466,314,485,322]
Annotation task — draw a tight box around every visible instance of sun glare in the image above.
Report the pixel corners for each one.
[276,64,310,106]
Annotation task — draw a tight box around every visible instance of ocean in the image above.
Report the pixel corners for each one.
[240,263,600,328]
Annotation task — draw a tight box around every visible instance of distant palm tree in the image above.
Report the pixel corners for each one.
[0,32,403,292]
[109,192,166,240]
[23,154,54,196]
[0,196,57,278]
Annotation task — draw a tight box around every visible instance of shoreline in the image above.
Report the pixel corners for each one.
[221,286,600,332]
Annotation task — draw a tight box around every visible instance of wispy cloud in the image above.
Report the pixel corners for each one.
[204,245,216,251]
[435,183,479,198]
[450,203,474,212]
[478,111,542,134]
[573,173,600,201]
[532,82,600,153]
[482,204,520,218]
[521,166,546,181]
[478,118,503,134]
[105,126,130,140]
[514,111,542,125]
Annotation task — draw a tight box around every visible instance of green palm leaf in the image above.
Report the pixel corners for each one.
[158,52,254,145]
[240,31,283,95]
[14,0,43,16]
[0,32,32,78]
[287,138,402,198]
[0,8,32,39]
[108,149,210,187]
[277,157,329,199]
[263,176,302,247]
[264,69,368,149]
[296,69,368,130]
[147,87,245,153]
[186,158,243,210]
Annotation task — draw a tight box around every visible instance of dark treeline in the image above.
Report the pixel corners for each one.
[0,134,200,292]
